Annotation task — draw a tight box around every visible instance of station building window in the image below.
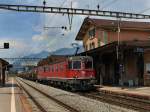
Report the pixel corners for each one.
[89,42,95,50]
[103,31,108,45]
[91,42,95,49]
[98,36,101,47]
[84,45,88,51]
[146,63,150,74]
[89,43,92,50]
[88,28,96,39]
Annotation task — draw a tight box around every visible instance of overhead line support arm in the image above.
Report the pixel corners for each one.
[0,4,150,19]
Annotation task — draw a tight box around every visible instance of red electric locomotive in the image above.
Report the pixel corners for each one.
[34,56,96,91]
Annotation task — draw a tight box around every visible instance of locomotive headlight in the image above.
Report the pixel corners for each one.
[73,75,78,79]
[81,71,86,77]
[81,71,86,75]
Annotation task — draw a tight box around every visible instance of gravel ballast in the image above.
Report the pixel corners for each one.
[17,78,71,112]
[18,78,137,112]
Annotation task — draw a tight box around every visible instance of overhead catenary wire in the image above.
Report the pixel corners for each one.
[67,1,74,30]
[44,0,67,27]
[43,0,68,37]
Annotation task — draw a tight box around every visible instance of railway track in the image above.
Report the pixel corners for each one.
[16,79,46,112]
[16,78,79,112]
[16,78,149,112]
[79,91,150,112]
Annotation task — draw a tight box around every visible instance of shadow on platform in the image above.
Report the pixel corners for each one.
[0,83,18,88]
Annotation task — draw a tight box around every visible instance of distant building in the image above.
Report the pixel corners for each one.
[76,18,150,86]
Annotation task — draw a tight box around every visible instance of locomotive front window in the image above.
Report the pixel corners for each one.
[68,61,72,69]
[84,60,93,69]
[73,61,81,69]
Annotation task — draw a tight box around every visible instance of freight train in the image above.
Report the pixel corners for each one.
[19,56,96,91]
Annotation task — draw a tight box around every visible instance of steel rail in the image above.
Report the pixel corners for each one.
[79,91,150,112]
[16,78,47,112]
[17,78,80,112]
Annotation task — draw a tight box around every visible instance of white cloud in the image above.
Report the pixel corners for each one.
[31,13,84,52]
[32,33,48,41]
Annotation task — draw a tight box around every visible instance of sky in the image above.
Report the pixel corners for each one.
[0,0,150,58]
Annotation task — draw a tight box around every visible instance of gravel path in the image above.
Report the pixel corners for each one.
[18,78,137,112]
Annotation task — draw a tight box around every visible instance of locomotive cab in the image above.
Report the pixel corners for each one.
[67,56,96,90]
[68,57,93,69]
[68,56,95,79]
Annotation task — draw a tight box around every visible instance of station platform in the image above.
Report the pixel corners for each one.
[97,85,150,100]
[0,78,32,112]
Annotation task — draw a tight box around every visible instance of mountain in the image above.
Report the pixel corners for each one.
[24,51,50,58]
[24,46,84,58]
[12,46,84,72]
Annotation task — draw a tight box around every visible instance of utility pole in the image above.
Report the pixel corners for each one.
[116,18,121,60]
[116,17,124,87]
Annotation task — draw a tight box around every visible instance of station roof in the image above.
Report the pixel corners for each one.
[0,58,9,66]
[79,40,150,56]
[75,18,150,40]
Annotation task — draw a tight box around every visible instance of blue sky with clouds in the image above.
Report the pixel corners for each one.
[0,0,150,58]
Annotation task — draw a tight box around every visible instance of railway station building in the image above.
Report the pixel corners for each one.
[0,59,9,86]
[76,17,150,86]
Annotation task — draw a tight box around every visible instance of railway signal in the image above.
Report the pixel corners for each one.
[0,43,9,49]
[4,43,9,49]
